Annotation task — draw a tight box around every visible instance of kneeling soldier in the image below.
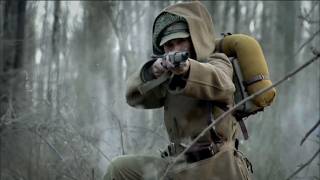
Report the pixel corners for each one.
[104,1,252,180]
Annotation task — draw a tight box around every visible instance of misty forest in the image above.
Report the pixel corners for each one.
[0,1,319,180]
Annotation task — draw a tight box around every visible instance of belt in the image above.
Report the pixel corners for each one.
[161,142,215,163]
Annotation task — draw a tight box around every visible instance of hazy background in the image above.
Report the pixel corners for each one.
[0,1,319,180]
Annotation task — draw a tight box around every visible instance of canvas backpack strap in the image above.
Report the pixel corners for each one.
[214,102,249,140]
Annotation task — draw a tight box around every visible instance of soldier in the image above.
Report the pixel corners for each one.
[104,1,252,180]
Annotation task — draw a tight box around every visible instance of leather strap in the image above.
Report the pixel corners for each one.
[243,74,269,87]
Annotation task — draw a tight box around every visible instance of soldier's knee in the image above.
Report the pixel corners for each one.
[104,156,132,180]
[110,156,130,170]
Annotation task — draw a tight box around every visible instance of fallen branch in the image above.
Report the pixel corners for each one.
[285,148,320,180]
[161,52,320,178]
[300,119,320,146]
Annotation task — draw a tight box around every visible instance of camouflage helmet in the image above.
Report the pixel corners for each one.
[153,12,188,55]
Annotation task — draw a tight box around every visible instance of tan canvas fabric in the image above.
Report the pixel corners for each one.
[165,142,250,180]
[104,143,250,180]
[126,1,236,146]
[115,1,253,180]
[162,2,216,61]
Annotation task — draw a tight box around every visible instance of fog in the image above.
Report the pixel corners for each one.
[0,1,319,180]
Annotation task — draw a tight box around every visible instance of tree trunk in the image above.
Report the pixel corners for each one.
[233,0,240,33]
[52,1,61,118]
[1,0,27,179]
[1,0,26,118]
[222,1,230,32]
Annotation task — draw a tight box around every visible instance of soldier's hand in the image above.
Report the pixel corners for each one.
[151,58,168,78]
[163,55,190,76]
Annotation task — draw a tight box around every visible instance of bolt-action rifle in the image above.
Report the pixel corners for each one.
[151,51,189,68]
[138,51,189,94]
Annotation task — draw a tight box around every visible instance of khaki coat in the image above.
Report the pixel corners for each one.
[125,1,252,179]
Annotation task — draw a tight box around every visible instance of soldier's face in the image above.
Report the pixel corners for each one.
[163,38,195,58]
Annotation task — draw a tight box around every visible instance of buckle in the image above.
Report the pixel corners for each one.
[168,142,176,155]
[160,142,176,158]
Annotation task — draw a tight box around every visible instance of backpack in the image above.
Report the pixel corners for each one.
[138,33,276,140]
[215,33,276,139]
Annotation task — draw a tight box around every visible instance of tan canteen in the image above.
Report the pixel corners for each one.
[216,34,276,117]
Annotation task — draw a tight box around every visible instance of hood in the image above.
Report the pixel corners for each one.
[152,1,216,61]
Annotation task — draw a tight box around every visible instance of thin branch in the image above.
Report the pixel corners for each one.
[301,1,319,20]
[129,8,147,26]
[300,119,320,145]
[2,168,27,180]
[93,97,126,155]
[31,129,65,161]
[82,133,114,149]
[104,106,125,155]
[107,7,121,41]
[285,148,320,180]
[124,125,169,143]
[116,113,125,155]
[62,173,78,180]
[80,134,112,162]
[59,104,114,163]
[295,29,320,56]
[90,142,112,162]
[298,15,320,24]
[161,52,320,178]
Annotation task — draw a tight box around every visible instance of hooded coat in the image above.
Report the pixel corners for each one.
[125,2,251,179]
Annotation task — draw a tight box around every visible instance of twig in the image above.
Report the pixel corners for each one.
[294,29,320,56]
[300,119,320,146]
[85,138,112,162]
[285,148,320,180]
[59,105,114,163]
[124,125,169,143]
[62,173,78,180]
[301,1,319,20]
[298,15,320,24]
[105,106,125,155]
[32,129,65,161]
[92,97,126,155]
[161,53,320,178]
